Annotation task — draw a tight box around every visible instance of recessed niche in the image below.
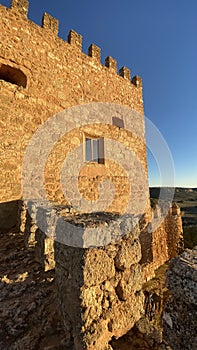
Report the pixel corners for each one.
[0,64,27,88]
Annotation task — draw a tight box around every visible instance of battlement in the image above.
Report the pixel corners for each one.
[4,0,141,86]
[10,0,28,17]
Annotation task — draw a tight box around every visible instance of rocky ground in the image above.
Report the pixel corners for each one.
[0,230,68,350]
[0,229,172,350]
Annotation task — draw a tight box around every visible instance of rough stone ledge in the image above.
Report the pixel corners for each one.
[166,247,197,305]
[163,247,197,350]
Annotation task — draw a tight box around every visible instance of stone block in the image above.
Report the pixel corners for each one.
[115,238,142,270]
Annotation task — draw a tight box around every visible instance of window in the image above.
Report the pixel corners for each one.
[0,64,27,88]
[112,116,124,129]
[85,137,104,164]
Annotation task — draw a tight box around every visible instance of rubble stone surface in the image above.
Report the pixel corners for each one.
[163,247,197,350]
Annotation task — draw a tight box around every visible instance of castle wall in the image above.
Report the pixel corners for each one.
[141,203,184,281]
[0,2,185,349]
[0,1,146,215]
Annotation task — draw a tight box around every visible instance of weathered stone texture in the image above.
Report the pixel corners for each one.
[55,217,144,349]
[0,1,145,207]
[0,2,185,349]
[11,0,29,17]
[163,247,197,350]
[42,12,59,35]
[142,203,184,281]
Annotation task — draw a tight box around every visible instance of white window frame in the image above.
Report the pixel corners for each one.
[84,136,104,164]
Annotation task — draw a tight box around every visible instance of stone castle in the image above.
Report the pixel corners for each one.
[0,1,184,349]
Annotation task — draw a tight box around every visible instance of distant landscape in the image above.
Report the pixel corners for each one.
[150,187,197,249]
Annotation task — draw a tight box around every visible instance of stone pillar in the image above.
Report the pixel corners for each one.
[34,205,56,271]
[24,201,37,247]
[165,203,184,259]
[19,200,27,234]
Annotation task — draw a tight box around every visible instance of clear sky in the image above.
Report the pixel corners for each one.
[1,0,197,187]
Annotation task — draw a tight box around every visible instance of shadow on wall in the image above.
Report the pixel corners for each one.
[0,200,21,233]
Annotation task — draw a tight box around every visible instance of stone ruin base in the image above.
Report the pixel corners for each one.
[54,214,144,350]
[0,199,184,349]
[163,247,197,350]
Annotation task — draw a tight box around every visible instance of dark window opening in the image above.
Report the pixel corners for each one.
[0,64,27,88]
[112,116,124,128]
[85,137,104,164]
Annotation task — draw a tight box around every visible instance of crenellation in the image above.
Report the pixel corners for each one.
[132,75,142,88]
[105,55,117,72]
[88,44,101,62]
[119,66,131,80]
[68,29,82,50]
[42,12,59,35]
[0,0,139,86]
[10,0,29,17]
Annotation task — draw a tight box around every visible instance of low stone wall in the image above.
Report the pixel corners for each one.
[54,215,144,350]
[163,247,197,350]
[17,199,183,281]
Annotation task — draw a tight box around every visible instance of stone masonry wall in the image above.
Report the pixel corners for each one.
[54,216,144,350]
[141,203,184,281]
[19,200,183,279]
[16,200,183,349]
[0,0,146,214]
[18,201,146,349]
[0,2,185,349]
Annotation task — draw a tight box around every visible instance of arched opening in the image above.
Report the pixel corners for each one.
[0,64,27,88]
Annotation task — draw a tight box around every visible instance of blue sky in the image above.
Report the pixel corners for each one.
[1,0,197,187]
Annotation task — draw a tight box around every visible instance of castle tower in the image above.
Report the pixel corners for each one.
[0,1,183,349]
